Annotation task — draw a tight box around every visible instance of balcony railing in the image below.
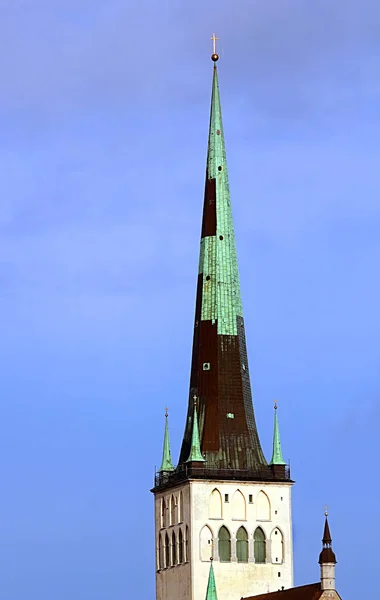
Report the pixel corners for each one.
[153,463,291,490]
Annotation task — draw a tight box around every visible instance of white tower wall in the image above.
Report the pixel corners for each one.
[154,478,293,600]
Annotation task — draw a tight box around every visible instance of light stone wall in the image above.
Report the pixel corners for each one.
[320,563,336,591]
[155,479,293,600]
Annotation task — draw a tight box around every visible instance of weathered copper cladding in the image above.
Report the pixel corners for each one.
[178,65,268,472]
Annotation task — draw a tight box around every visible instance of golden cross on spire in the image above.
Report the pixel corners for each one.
[210,33,219,62]
[193,394,198,407]
[165,406,169,417]
[274,400,278,410]
[324,505,328,517]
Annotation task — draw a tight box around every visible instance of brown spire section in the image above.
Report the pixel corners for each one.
[322,517,332,545]
[319,511,337,565]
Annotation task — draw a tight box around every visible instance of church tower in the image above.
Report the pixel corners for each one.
[152,38,294,600]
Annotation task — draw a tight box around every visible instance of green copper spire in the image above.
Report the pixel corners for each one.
[158,409,175,472]
[205,559,218,600]
[186,397,205,463]
[197,48,243,337]
[178,36,269,472]
[269,402,286,466]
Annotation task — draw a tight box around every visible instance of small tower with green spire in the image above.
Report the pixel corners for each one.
[158,408,174,473]
[186,396,205,464]
[269,401,287,477]
[205,559,218,600]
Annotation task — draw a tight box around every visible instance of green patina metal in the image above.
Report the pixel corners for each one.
[185,402,205,463]
[198,66,243,336]
[205,560,218,600]
[269,405,286,466]
[158,413,175,472]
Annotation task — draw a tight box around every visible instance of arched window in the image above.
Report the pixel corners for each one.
[256,491,271,521]
[200,525,213,562]
[165,533,170,567]
[158,534,164,569]
[236,526,248,562]
[178,528,184,564]
[172,531,177,566]
[218,526,231,562]
[209,488,222,519]
[185,526,189,562]
[160,498,165,528]
[271,528,284,564]
[232,489,246,520]
[179,491,184,522]
[170,495,176,525]
[254,527,266,563]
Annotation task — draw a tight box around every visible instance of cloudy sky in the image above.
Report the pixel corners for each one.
[1,1,379,599]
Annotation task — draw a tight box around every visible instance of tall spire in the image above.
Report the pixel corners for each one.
[158,408,174,472]
[178,37,267,472]
[186,397,205,463]
[269,402,286,466]
[205,559,218,600]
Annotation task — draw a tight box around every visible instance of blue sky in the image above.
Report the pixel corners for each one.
[0,1,379,598]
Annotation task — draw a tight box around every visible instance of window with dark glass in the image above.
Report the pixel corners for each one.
[254,527,266,563]
[165,533,170,567]
[236,527,248,562]
[218,526,231,562]
[178,528,184,563]
[172,532,177,565]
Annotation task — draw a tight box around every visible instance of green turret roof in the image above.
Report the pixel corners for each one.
[185,399,205,463]
[158,410,175,472]
[269,403,286,466]
[205,560,218,600]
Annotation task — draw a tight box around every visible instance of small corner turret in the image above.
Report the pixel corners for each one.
[269,401,287,478]
[185,396,205,465]
[158,408,175,473]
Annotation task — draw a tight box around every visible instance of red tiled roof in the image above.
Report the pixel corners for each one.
[242,582,323,600]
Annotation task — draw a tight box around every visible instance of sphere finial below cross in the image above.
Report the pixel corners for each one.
[211,33,219,61]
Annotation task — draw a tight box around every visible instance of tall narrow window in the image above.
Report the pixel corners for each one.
[170,495,176,525]
[160,498,165,528]
[254,527,266,563]
[236,526,248,562]
[218,526,231,562]
[185,526,189,562]
[179,491,184,522]
[178,528,184,563]
[172,531,177,566]
[165,533,170,567]
[158,534,164,569]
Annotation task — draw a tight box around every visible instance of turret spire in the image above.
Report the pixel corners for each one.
[205,559,218,600]
[319,509,337,591]
[186,397,205,463]
[179,43,268,471]
[158,408,175,472]
[269,402,286,466]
